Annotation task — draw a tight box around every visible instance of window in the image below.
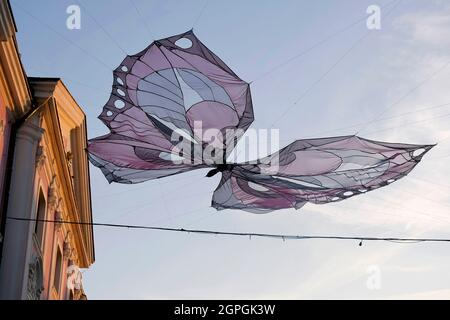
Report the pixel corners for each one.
[34,190,46,248]
[53,248,63,294]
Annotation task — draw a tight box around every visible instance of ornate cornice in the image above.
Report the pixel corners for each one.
[0,1,16,41]
[0,1,32,117]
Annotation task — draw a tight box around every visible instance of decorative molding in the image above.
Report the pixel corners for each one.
[63,242,72,260]
[54,209,63,231]
[0,1,16,41]
[66,150,74,178]
[0,29,32,116]
[35,145,46,168]
[70,247,78,265]
[26,257,44,300]
[47,175,58,209]
[63,231,72,259]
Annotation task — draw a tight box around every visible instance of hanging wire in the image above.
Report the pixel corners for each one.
[395,188,450,211]
[270,32,371,128]
[61,70,450,142]
[365,192,450,226]
[428,153,450,160]
[95,172,214,222]
[113,203,208,227]
[105,183,215,223]
[182,209,216,228]
[277,109,449,146]
[269,0,403,128]
[7,217,450,244]
[11,1,113,72]
[362,112,450,136]
[357,59,450,135]
[410,176,450,190]
[78,2,129,55]
[295,101,450,139]
[95,170,208,200]
[17,0,447,144]
[250,0,400,83]
[26,55,450,151]
[128,0,155,41]
[13,2,448,237]
[315,190,450,228]
[192,0,210,29]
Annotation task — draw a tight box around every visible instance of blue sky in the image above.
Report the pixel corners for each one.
[11,0,450,299]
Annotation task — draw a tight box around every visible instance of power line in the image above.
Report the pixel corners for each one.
[8,217,450,244]
[15,1,448,230]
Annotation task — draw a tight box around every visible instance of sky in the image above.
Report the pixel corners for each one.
[10,0,450,299]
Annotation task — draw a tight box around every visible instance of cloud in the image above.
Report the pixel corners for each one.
[82,2,450,299]
[389,289,450,300]
[392,10,450,47]
[270,5,450,299]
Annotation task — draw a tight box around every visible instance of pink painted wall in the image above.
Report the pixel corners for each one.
[29,112,75,299]
[36,170,69,300]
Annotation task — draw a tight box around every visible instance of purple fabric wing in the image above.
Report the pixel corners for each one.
[88,32,433,212]
[212,136,434,213]
[88,30,254,183]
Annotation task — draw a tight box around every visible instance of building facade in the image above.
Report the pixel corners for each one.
[0,1,94,300]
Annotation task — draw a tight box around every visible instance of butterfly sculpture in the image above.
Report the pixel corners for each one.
[88,31,434,213]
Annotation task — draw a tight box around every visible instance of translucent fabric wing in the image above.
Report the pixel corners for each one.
[88,30,253,183]
[88,32,434,212]
[212,136,434,213]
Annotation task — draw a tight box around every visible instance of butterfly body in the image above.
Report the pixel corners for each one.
[206,164,235,178]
